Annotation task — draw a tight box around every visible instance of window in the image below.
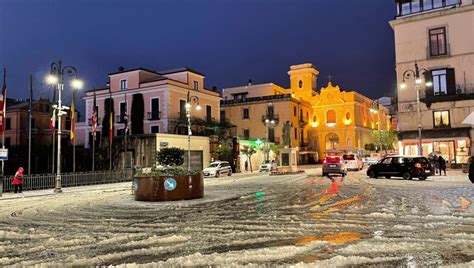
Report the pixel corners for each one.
[432,69,447,95]
[300,129,304,143]
[294,127,297,139]
[5,118,11,130]
[382,158,392,164]
[268,128,275,142]
[193,81,199,90]
[243,108,249,119]
[151,125,159,134]
[220,110,226,123]
[243,129,250,140]
[267,106,274,117]
[293,106,297,116]
[326,110,336,124]
[150,98,160,120]
[300,109,303,121]
[180,100,186,119]
[433,110,450,128]
[120,102,127,122]
[429,27,447,56]
[206,105,212,123]
[120,79,128,90]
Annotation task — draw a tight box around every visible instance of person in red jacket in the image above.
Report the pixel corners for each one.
[12,167,24,193]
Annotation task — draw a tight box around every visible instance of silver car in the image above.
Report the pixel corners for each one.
[202,161,232,178]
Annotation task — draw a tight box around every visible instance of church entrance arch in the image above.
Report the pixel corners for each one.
[325,133,339,150]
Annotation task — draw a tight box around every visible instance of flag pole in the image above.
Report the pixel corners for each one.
[72,90,76,174]
[1,68,6,177]
[28,75,33,176]
[51,89,56,174]
[92,90,96,173]
[124,93,128,170]
[109,88,113,171]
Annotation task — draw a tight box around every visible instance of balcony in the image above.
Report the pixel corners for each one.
[299,142,309,148]
[261,114,279,125]
[396,0,460,18]
[222,93,292,106]
[147,111,161,121]
[421,84,474,107]
[299,118,308,128]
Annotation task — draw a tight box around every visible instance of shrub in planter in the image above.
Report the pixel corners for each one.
[134,147,203,201]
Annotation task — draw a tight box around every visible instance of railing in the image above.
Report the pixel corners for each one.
[116,115,125,123]
[396,0,460,18]
[147,111,161,121]
[222,93,292,106]
[1,169,133,192]
[299,118,308,128]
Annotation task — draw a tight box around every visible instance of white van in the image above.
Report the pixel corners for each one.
[343,154,364,171]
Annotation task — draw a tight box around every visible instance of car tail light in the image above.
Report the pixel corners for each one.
[415,163,422,169]
[323,159,327,164]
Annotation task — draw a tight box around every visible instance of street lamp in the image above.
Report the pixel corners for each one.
[46,61,82,193]
[186,90,201,171]
[370,100,383,152]
[263,118,276,161]
[400,62,430,156]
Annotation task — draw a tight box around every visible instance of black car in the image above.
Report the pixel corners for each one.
[367,156,432,180]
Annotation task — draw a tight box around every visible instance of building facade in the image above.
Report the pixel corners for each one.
[4,99,65,147]
[76,67,221,148]
[221,63,389,163]
[390,0,474,166]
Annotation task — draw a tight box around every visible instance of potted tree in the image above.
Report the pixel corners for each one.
[133,147,203,201]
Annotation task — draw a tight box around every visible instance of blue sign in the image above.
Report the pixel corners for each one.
[164,178,177,191]
[133,179,138,192]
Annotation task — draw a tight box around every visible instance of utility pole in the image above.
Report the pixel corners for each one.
[28,75,32,176]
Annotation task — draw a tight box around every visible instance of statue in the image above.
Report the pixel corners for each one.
[282,120,292,147]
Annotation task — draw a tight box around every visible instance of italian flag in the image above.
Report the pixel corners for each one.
[49,105,56,133]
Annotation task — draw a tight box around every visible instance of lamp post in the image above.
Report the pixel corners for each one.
[370,100,383,153]
[400,62,430,156]
[46,61,82,193]
[263,118,276,161]
[185,90,201,171]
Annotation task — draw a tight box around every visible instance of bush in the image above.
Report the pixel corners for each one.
[156,147,184,166]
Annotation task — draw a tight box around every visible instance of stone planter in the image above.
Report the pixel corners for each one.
[133,173,204,201]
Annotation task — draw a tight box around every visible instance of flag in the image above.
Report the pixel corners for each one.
[91,91,97,140]
[70,93,75,144]
[123,93,129,134]
[49,104,56,133]
[109,110,113,145]
[0,68,6,134]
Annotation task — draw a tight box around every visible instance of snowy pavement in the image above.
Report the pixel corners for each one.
[0,170,473,267]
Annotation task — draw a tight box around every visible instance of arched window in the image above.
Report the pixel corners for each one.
[345,112,351,120]
[326,110,336,124]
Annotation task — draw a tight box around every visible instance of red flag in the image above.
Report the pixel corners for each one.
[0,68,6,134]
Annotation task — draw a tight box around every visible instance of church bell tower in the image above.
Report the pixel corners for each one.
[287,63,319,99]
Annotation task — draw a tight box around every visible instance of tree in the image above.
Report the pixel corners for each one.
[131,93,144,134]
[102,97,114,140]
[214,145,233,161]
[371,130,398,153]
[156,147,185,166]
[240,145,257,172]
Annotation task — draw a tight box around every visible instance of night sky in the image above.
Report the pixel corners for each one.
[0,0,397,118]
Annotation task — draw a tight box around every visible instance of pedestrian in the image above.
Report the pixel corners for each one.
[429,154,436,175]
[438,156,446,176]
[244,160,249,172]
[434,155,440,175]
[12,167,24,193]
[468,156,474,183]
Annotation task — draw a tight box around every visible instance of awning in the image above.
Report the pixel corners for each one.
[398,127,471,140]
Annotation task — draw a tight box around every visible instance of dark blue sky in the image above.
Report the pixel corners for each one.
[0,0,397,118]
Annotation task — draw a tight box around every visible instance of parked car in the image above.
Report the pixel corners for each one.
[343,154,364,171]
[366,156,432,180]
[322,156,347,177]
[202,161,232,178]
[363,157,379,166]
[259,159,277,172]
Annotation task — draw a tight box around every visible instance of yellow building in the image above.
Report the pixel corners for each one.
[221,63,390,163]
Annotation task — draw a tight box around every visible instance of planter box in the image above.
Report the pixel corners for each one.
[133,173,203,201]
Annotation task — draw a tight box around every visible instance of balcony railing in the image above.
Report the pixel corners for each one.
[396,0,460,18]
[222,93,292,106]
[116,115,126,123]
[147,111,161,121]
[420,84,474,106]
[299,118,308,128]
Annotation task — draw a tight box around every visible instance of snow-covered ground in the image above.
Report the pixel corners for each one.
[0,169,473,266]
